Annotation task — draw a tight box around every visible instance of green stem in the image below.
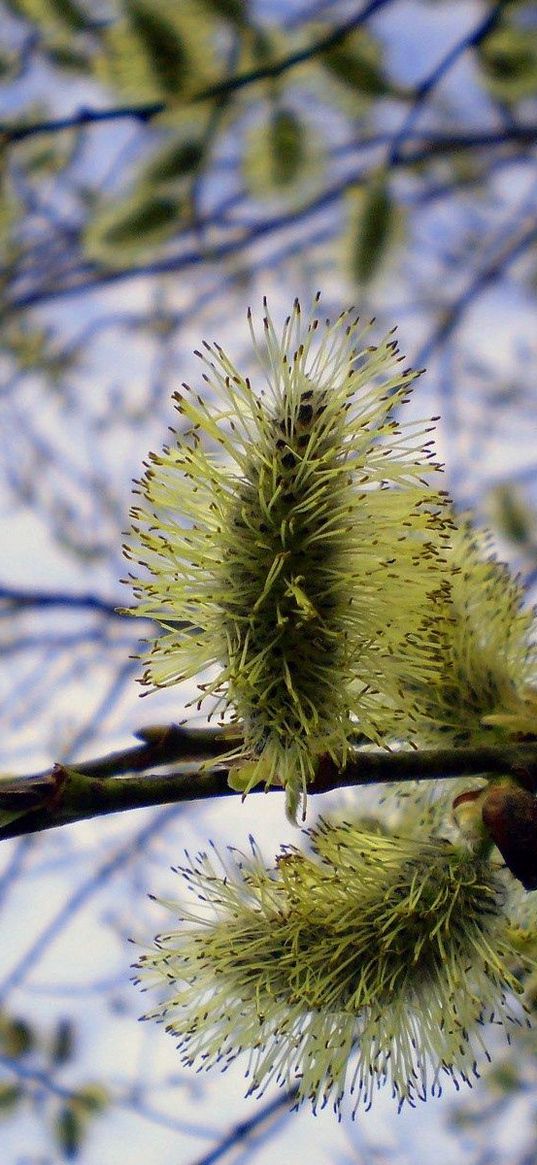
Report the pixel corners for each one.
[1,728,537,841]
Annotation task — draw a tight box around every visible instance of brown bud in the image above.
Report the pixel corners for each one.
[452,787,488,843]
[481,781,537,891]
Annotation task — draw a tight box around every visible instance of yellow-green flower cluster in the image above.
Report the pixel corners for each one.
[125,298,450,817]
[135,818,531,1113]
[403,522,537,745]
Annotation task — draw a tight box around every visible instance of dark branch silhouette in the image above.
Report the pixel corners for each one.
[0,101,165,144]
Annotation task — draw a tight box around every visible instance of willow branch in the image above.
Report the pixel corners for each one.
[0,101,165,144]
[1,727,537,841]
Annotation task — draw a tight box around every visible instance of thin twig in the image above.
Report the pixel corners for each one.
[191,1088,299,1165]
[0,102,165,144]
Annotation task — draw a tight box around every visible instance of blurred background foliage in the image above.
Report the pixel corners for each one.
[1,0,537,1161]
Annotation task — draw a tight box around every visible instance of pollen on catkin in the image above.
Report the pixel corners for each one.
[134,817,533,1114]
[124,297,450,818]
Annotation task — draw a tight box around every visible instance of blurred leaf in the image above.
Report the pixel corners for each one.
[243,105,315,198]
[269,108,305,187]
[351,175,394,284]
[0,1014,35,1058]
[125,0,190,98]
[5,0,91,31]
[478,21,537,103]
[50,1019,76,1066]
[44,40,92,72]
[0,1083,22,1114]
[250,25,276,64]
[0,51,16,79]
[321,29,390,97]
[142,138,204,186]
[98,1,216,103]
[489,484,536,549]
[55,1104,83,1160]
[102,195,180,245]
[487,1061,523,1094]
[199,0,250,26]
[41,0,91,31]
[72,1084,109,1114]
[86,193,182,258]
[53,1085,109,1162]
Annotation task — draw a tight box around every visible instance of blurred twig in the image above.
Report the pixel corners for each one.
[191,1088,300,1165]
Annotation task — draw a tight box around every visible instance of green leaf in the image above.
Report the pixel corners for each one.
[250,25,275,65]
[97,1,216,103]
[478,22,537,103]
[269,108,305,188]
[0,1014,35,1058]
[44,0,91,32]
[321,30,389,97]
[4,0,91,31]
[72,1084,109,1114]
[104,195,179,245]
[88,193,182,255]
[487,1061,522,1094]
[352,176,393,285]
[125,0,190,97]
[142,139,204,186]
[0,1084,22,1114]
[44,41,92,72]
[199,0,249,27]
[55,1105,83,1160]
[243,106,313,198]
